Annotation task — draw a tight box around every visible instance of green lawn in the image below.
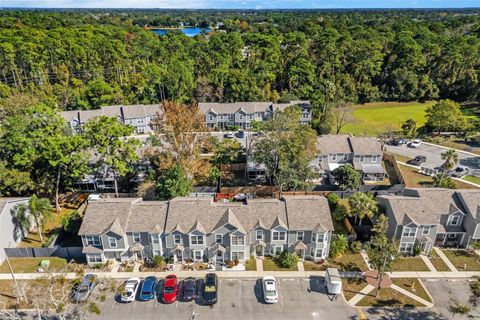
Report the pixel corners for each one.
[0,257,67,273]
[262,257,298,271]
[464,175,480,185]
[442,250,480,271]
[342,277,368,301]
[398,164,479,190]
[392,278,432,303]
[304,253,368,272]
[245,256,257,271]
[356,287,425,307]
[428,250,451,272]
[340,101,434,136]
[392,256,430,272]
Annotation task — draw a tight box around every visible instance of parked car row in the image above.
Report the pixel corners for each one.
[386,137,423,148]
[119,274,219,305]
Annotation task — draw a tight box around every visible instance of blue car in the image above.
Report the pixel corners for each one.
[139,276,158,301]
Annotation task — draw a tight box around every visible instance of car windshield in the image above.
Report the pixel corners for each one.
[164,287,174,294]
[204,285,216,292]
[77,285,89,293]
[142,290,151,295]
[265,290,276,296]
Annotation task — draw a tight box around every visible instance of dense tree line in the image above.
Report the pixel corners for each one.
[0,9,478,115]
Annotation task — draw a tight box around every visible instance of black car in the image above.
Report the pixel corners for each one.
[408,155,427,166]
[182,277,197,301]
[203,273,218,305]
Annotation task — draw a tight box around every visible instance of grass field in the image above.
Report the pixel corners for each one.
[428,250,451,272]
[245,256,257,271]
[262,257,298,271]
[356,287,424,307]
[342,278,368,301]
[0,257,67,273]
[392,278,433,303]
[398,164,479,189]
[340,101,434,136]
[303,253,368,272]
[442,250,480,271]
[392,256,430,272]
[464,175,480,185]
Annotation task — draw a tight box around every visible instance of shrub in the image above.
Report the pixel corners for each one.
[350,241,363,254]
[165,256,174,264]
[327,193,340,209]
[61,210,82,234]
[99,294,106,302]
[225,259,235,268]
[277,250,298,268]
[471,242,480,250]
[88,302,101,315]
[333,204,349,222]
[413,245,421,256]
[234,258,240,266]
[330,235,349,258]
[152,255,164,268]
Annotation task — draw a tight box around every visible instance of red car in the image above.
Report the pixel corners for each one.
[162,275,178,304]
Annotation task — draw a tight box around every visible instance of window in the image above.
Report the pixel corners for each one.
[272,231,286,241]
[273,246,283,255]
[215,234,223,244]
[153,250,161,256]
[360,156,365,163]
[372,155,378,163]
[133,233,141,242]
[86,236,101,246]
[108,237,117,248]
[151,234,160,244]
[402,227,416,237]
[311,232,316,242]
[318,157,323,164]
[310,248,314,256]
[315,249,323,258]
[422,226,430,235]
[317,233,325,243]
[228,114,234,120]
[447,233,456,239]
[331,154,337,161]
[450,215,461,226]
[173,234,181,244]
[400,242,414,252]
[239,115,243,120]
[231,251,245,260]
[190,235,204,245]
[256,230,264,240]
[297,231,304,241]
[343,154,349,161]
[209,115,213,121]
[231,235,245,246]
[193,250,203,260]
[88,254,102,264]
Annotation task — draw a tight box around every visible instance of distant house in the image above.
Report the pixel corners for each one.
[313,134,387,182]
[378,188,480,254]
[198,101,312,130]
[61,104,161,135]
[77,195,334,265]
[0,198,30,264]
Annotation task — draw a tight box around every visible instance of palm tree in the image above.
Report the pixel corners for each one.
[12,204,31,238]
[349,192,378,226]
[439,149,458,185]
[24,195,53,244]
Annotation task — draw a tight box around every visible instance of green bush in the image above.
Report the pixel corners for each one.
[333,204,349,222]
[88,302,101,315]
[152,255,164,268]
[472,242,480,250]
[350,241,363,254]
[277,250,299,268]
[330,235,349,258]
[413,245,421,256]
[61,210,82,234]
[327,193,340,209]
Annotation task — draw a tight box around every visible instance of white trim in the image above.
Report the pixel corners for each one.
[215,233,223,244]
[190,234,205,246]
[256,230,264,240]
[421,225,430,235]
[108,237,117,248]
[399,242,414,253]
[173,234,182,244]
[132,232,141,242]
[272,230,286,241]
[297,231,304,241]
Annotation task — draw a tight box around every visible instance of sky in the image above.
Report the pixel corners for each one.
[2,0,479,9]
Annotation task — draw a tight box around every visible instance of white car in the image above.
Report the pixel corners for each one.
[262,276,278,304]
[409,139,422,148]
[225,131,235,139]
[120,278,140,303]
[87,193,102,201]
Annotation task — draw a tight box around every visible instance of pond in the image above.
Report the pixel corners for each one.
[151,27,211,37]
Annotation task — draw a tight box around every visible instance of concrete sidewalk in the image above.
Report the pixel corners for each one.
[391,283,433,307]
[433,247,458,272]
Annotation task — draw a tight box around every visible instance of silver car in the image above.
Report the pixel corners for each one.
[73,274,97,302]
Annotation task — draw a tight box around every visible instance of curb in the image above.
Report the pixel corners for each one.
[422,141,479,157]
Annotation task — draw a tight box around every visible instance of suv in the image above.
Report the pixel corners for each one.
[408,156,427,166]
[450,166,470,178]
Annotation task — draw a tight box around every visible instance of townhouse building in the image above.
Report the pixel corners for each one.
[198,101,312,130]
[61,104,161,134]
[313,134,387,182]
[78,195,334,265]
[377,188,480,255]
[0,198,31,264]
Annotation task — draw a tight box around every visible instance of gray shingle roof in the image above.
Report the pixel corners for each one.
[61,104,160,124]
[316,135,352,155]
[457,190,480,220]
[348,136,383,155]
[198,101,310,115]
[126,201,168,233]
[283,195,334,231]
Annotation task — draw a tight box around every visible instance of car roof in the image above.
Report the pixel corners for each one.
[165,276,177,286]
[264,281,276,291]
[205,273,217,282]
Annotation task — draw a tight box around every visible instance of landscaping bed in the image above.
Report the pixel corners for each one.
[356,287,425,307]
[262,256,298,271]
[245,256,257,271]
[342,277,368,301]
[428,251,451,272]
[304,253,368,272]
[442,249,480,271]
[0,257,67,273]
[392,278,432,303]
[398,164,479,189]
[392,256,430,272]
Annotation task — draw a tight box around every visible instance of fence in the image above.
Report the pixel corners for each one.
[5,246,84,261]
[383,153,406,185]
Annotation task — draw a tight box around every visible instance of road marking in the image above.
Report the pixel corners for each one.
[132,300,136,309]
[357,308,366,320]
[176,301,179,308]
[238,279,242,308]
[111,301,116,309]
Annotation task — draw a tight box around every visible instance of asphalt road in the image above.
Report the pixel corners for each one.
[385,142,480,177]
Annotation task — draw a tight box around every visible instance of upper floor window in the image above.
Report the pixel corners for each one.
[317,233,325,243]
[209,115,214,121]
[133,233,141,242]
[108,237,117,248]
[151,234,160,244]
[190,235,204,245]
[331,154,337,161]
[272,231,286,241]
[450,215,461,226]
[215,234,223,244]
[86,236,101,246]
[372,155,378,163]
[360,156,365,163]
[228,114,234,120]
[231,235,245,246]
[421,226,430,235]
[256,230,264,240]
[173,234,182,244]
[297,231,304,241]
[343,154,348,161]
[239,115,243,120]
[402,227,416,237]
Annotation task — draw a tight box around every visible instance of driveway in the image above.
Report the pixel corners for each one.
[385,143,480,177]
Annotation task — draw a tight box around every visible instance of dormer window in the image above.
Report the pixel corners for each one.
[449,215,461,226]
[272,231,286,241]
[190,235,204,245]
[108,237,117,248]
[215,234,223,244]
[133,232,141,242]
[256,230,264,240]
[173,234,181,244]
[402,226,416,237]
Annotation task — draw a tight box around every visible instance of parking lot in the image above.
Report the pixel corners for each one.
[90,277,356,320]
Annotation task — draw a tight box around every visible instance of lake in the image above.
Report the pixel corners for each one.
[151,27,211,37]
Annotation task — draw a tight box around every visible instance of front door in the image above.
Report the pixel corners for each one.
[256,245,263,256]
[296,249,304,258]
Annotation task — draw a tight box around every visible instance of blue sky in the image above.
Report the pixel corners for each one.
[2,0,479,9]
